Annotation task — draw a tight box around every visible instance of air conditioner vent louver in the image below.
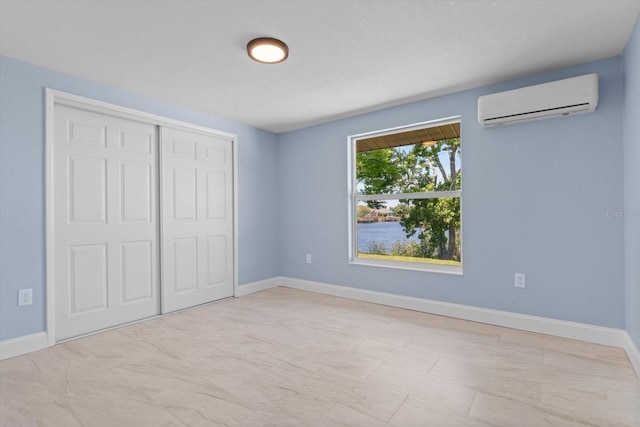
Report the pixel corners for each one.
[478,74,598,127]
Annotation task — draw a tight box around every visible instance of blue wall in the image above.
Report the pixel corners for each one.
[1,50,636,343]
[277,58,626,329]
[623,18,640,349]
[0,56,279,341]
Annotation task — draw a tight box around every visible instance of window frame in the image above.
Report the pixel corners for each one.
[347,116,463,275]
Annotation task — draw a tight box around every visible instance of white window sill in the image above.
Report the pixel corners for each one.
[350,258,463,275]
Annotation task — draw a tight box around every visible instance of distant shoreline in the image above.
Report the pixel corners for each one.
[357,217,401,223]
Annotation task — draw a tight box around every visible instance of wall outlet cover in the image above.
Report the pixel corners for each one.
[18,288,33,306]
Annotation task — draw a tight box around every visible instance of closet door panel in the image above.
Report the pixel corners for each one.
[161,127,234,313]
[54,105,160,341]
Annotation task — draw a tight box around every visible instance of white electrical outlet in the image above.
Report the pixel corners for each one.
[306,253,312,264]
[18,288,33,306]
[515,273,526,289]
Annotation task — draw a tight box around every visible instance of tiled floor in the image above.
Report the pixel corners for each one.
[1,287,638,426]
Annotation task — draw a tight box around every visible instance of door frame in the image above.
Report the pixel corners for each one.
[45,89,239,346]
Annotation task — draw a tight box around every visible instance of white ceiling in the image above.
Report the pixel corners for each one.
[1,0,639,133]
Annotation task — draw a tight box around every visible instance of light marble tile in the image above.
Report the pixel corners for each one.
[159,377,333,425]
[63,394,184,427]
[0,351,38,374]
[337,319,414,346]
[429,356,542,402]
[0,391,84,427]
[384,318,459,339]
[501,329,632,366]
[311,350,385,379]
[541,383,640,427]
[311,403,390,427]
[427,315,507,338]
[248,321,362,352]
[367,362,477,414]
[372,306,441,326]
[1,287,637,427]
[603,376,640,405]
[390,396,493,427]
[452,328,546,359]
[405,330,544,370]
[248,366,408,423]
[544,350,638,380]
[469,392,593,427]
[351,338,440,374]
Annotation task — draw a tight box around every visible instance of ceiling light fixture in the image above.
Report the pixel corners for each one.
[247,37,289,64]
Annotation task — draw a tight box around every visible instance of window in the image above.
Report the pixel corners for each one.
[348,118,462,274]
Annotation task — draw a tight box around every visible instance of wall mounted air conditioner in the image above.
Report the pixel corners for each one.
[478,73,598,127]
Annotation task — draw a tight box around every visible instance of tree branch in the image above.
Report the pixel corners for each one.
[449,146,457,191]
[434,155,447,183]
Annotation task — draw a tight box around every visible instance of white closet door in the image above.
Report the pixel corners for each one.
[54,105,160,341]
[161,127,234,313]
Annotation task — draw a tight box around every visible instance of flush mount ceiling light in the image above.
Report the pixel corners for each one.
[247,37,289,64]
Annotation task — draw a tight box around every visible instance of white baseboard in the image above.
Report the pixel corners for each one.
[280,276,639,376]
[1,278,279,361]
[0,332,49,361]
[623,332,640,376]
[236,277,280,297]
[3,277,639,379]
